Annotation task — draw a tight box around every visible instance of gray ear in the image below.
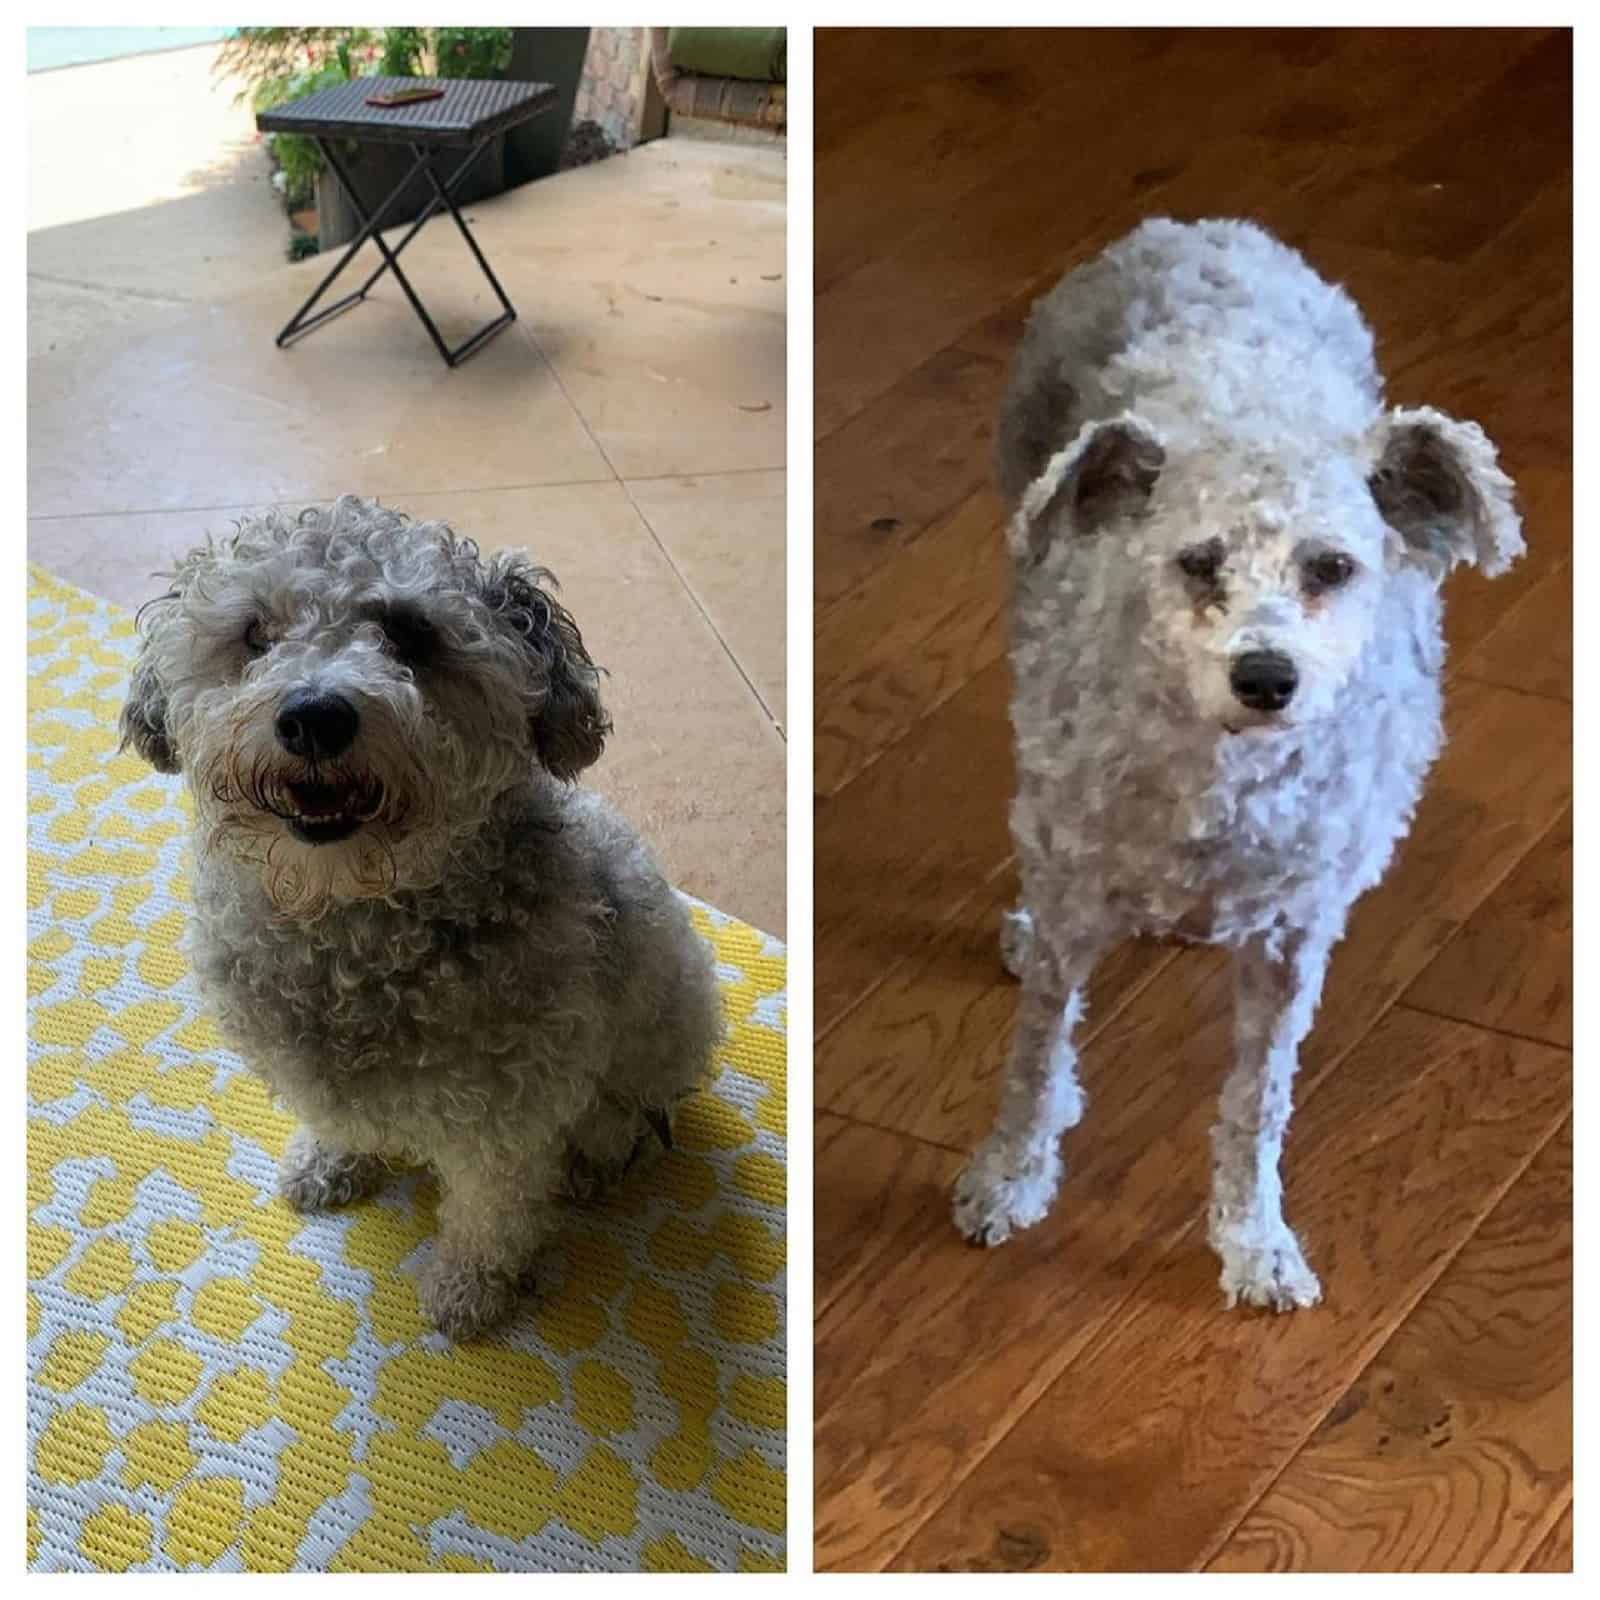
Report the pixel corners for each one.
[1009,414,1165,565]
[1368,406,1524,579]
[119,632,180,774]
[483,555,610,781]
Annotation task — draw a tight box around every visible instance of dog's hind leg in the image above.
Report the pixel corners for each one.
[560,1092,675,1201]
[953,933,1102,1246]
[1208,926,1335,1313]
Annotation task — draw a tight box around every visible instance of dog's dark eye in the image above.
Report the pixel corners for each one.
[1304,551,1356,592]
[244,618,270,655]
[1177,541,1224,582]
[378,606,437,665]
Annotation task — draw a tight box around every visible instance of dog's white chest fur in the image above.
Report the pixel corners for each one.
[1008,540,1445,949]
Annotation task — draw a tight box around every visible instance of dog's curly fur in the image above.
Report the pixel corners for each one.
[953,219,1524,1310]
[120,497,723,1339]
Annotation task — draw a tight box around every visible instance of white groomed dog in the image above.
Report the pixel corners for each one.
[121,499,723,1339]
[953,218,1523,1310]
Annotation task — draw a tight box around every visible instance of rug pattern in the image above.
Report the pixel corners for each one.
[26,567,786,1572]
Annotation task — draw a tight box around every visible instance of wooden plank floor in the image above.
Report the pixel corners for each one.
[812,27,1571,1573]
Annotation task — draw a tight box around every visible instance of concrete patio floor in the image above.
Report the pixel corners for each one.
[28,45,787,935]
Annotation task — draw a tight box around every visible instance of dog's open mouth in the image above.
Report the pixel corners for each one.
[283,778,381,845]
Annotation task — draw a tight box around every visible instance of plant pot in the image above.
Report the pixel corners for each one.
[314,132,508,251]
[504,28,591,184]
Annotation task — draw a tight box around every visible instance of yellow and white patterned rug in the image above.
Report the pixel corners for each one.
[26,566,787,1573]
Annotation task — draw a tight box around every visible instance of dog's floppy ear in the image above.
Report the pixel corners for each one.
[119,603,181,774]
[483,554,610,780]
[1368,406,1524,580]
[1009,414,1165,566]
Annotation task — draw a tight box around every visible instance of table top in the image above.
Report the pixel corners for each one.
[256,76,558,149]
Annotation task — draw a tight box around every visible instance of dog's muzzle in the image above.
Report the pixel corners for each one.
[1229,649,1298,713]
[269,690,380,844]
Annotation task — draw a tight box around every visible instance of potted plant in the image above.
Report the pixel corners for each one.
[312,28,515,249]
[504,28,592,185]
[226,27,524,252]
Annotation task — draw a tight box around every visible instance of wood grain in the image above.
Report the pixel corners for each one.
[815,485,1008,796]
[1403,808,1572,1048]
[814,347,1004,615]
[1457,562,1572,701]
[816,943,1235,1557]
[815,1112,963,1322]
[891,1010,1570,1572]
[1209,1119,1571,1572]
[1521,1497,1573,1572]
[814,659,1014,1026]
[812,24,1571,1575]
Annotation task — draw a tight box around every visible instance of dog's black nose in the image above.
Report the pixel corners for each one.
[275,690,359,760]
[1229,650,1298,713]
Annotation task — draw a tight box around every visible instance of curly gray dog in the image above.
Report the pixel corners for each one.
[120,497,723,1339]
[953,218,1523,1310]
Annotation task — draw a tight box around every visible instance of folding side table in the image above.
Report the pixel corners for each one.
[256,77,557,368]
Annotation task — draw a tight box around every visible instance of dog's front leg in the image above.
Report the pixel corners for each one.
[419,1141,565,1340]
[1208,927,1335,1312]
[953,935,1100,1246]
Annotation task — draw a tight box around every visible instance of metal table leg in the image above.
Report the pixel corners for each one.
[275,136,520,368]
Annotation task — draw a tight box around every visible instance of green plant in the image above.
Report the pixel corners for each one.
[434,27,514,79]
[215,27,376,98]
[255,57,351,210]
[226,27,517,211]
[378,26,428,77]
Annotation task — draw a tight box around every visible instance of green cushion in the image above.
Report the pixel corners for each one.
[667,27,785,83]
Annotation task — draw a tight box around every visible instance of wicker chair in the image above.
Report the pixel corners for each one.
[647,27,785,132]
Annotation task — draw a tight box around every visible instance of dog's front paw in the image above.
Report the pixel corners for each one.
[952,1139,1063,1247]
[1213,1224,1322,1312]
[279,1130,385,1213]
[417,1252,522,1341]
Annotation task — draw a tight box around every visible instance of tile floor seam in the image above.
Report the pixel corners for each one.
[27,271,192,305]
[519,311,786,743]
[513,320,624,488]
[621,465,784,488]
[618,477,787,741]
[25,474,625,524]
